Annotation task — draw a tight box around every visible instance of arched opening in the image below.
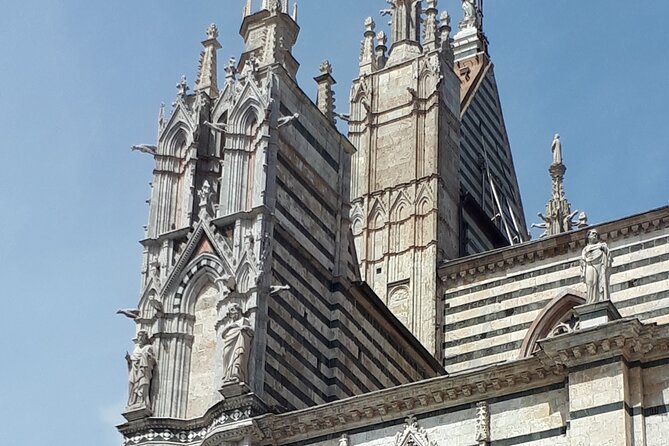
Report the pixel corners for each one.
[186,278,220,419]
[518,289,586,358]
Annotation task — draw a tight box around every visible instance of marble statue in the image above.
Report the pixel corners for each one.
[580,229,612,304]
[125,330,156,411]
[551,134,562,165]
[221,304,254,383]
[461,0,478,28]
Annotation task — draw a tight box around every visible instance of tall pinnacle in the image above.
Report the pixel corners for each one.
[532,134,587,238]
[195,24,222,98]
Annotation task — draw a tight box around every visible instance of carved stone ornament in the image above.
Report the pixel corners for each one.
[580,229,612,304]
[125,330,156,413]
[221,304,254,384]
[394,416,436,446]
[475,401,490,443]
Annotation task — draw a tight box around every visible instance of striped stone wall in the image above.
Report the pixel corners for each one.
[440,207,669,373]
[262,74,442,411]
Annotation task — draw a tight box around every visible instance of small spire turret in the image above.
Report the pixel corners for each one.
[314,60,336,125]
[195,24,222,98]
[359,17,377,75]
[424,0,439,51]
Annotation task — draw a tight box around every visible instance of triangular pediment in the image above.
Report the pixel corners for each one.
[162,222,234,297]
[394,416,436,446]
[159,100,196,145]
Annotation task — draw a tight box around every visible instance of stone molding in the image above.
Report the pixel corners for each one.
[439,206,669,285]
[118,394,266,445]
[117,316,669,445]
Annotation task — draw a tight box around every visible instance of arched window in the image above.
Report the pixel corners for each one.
[518,289,586,358]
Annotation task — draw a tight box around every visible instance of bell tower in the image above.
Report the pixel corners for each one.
[349,0,460,356]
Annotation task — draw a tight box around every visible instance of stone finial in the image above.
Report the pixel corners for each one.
[206,23,218,39]
[195,24,222,97]
[319,59,332,75]
[580,229,612,304]
[375,31,388,69]
[532,133,583,238]
[424,0,439,50]
[359,17,377,74]
[176,75,189,98]
[551,133,562,165]
[578,211,588,228]
[244,0,252,16]
[314,60,336,125]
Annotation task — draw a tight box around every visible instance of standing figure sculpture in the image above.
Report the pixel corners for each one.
[125,330,156,412]
[551,134,562,165]
[580,229,612,304]
[461,0,478,28]
[221,304,254,384]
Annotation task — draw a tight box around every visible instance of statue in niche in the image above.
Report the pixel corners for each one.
[580,229,612,304]
[125,330,156,411]
[551,134,563,165]
[221,304,254,384]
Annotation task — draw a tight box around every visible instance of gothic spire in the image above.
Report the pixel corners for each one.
[195,24,222,98]
[359,17,377,75]
[423,0,439,51]
[532,134,587,238]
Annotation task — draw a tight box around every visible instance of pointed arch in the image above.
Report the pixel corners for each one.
[170,253,228,313]
[368,198,387,230]
[390,191,412,221]
[519,289,586,358]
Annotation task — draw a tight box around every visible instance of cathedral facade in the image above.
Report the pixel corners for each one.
[117,2,669,445]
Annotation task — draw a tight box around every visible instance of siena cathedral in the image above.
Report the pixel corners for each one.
[117,1,669,445]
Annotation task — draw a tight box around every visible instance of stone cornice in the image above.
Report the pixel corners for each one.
[255,355,565,444]
[439,206,669,285]
[538,318,669,369]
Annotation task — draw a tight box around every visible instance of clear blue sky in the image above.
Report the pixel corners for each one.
[0,1,667,445]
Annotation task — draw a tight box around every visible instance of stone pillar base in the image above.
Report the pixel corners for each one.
[122,406,152,422]
[574,300,622,330]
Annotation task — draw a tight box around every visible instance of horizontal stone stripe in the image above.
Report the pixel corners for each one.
[570,401,630,420]
[276,176,336,239]
[490,426,567,446]
[444,290,668,354]
[268,300,381,393]
[265,341,331,404]
[277,151,337,215]
[444,298,550,333]
[276,202,334,264]
[444,271,668,333]
[267,323,341,393]
[644,404,669,417]
[444,274,581,318]
[280,103,339,171]
[273,245,419,382]
[265,361,318,409]
[263,379,296,412]
[444,236,669,300]
[273,263,412,384]
[445,340,523,365]
[443,321,532,350]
